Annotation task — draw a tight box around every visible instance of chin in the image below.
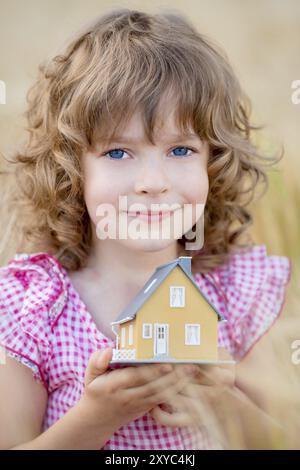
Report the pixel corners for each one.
[117,237,179,253]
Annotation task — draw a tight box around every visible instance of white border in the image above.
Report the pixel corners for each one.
[185,324,201,345]
[154,323,169,356]
[142,323,152,338]
[170,286,185,307]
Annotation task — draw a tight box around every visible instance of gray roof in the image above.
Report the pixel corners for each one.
[111,256,225,326]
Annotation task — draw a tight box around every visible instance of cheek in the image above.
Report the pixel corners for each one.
[83,163,121,210]
[84,174,120,227]
[182,167,209,204]
[84,178,114,208]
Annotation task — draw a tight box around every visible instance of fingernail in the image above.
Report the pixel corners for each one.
[160,364,173,373]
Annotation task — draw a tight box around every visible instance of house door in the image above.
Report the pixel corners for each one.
[154,324,169,356]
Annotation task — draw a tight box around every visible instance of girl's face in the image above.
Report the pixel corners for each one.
[82,107,209,254]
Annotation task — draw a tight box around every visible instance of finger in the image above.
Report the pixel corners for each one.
[124,367,193,404]
[161,382,218,424]
[149,393,200,427]
[193,365,235,387]
[178,382,226,410]
[197,355,234,374]
[105,363,178,393]
[149,402,194,427]
[84,347,113,387]
[167,389,211,421]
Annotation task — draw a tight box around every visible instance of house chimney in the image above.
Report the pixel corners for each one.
[178,256,192,276]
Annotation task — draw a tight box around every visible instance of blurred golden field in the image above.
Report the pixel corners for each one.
[0,0,299,449]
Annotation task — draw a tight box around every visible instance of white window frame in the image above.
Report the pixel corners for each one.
[185,324,201,345]
[128,324,133,345]
[121,327,126,348]
[170,286,185,307]
[143,323,152,339]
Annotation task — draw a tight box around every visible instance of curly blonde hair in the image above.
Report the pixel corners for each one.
[1,8,282,273]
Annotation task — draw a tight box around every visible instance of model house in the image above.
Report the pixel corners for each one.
[110,256,229,365]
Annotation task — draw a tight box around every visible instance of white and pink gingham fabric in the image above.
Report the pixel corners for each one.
[0,244,291,449]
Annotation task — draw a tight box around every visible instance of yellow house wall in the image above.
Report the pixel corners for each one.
[132,267,219,361]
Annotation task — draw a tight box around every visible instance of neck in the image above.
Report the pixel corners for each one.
[84,229,180,291]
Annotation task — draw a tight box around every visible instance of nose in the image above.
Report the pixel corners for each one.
[134,159,171,195]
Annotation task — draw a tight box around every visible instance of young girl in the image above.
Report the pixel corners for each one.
[0,8,291,450]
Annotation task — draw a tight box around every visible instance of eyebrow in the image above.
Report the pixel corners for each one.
[104,132,201,145]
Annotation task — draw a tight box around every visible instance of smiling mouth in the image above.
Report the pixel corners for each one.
[125,210,174,221]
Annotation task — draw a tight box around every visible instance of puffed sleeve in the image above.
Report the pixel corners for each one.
[216,244,292,361]
[0,252,67,392]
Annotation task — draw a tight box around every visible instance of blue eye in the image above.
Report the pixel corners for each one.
[171,146,193,157]
[105,149,126,160]
[101,146,194,160]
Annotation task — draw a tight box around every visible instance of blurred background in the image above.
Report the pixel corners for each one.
[0,0,299,449]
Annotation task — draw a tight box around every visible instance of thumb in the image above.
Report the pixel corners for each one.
[84,347,113,387]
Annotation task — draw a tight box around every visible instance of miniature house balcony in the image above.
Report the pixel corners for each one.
[112,348,136,361]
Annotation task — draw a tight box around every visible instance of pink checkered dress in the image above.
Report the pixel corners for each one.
[0,244,291,449]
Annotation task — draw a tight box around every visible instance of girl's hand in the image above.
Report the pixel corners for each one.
[149,348,235,428]
[79,347,200,433]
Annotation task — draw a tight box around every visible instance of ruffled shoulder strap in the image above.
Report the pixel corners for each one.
[0,251,69,390]
[3,252,68,329]
[211,244,292,360]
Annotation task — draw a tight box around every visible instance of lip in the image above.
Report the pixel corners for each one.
[126,210,174,222]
